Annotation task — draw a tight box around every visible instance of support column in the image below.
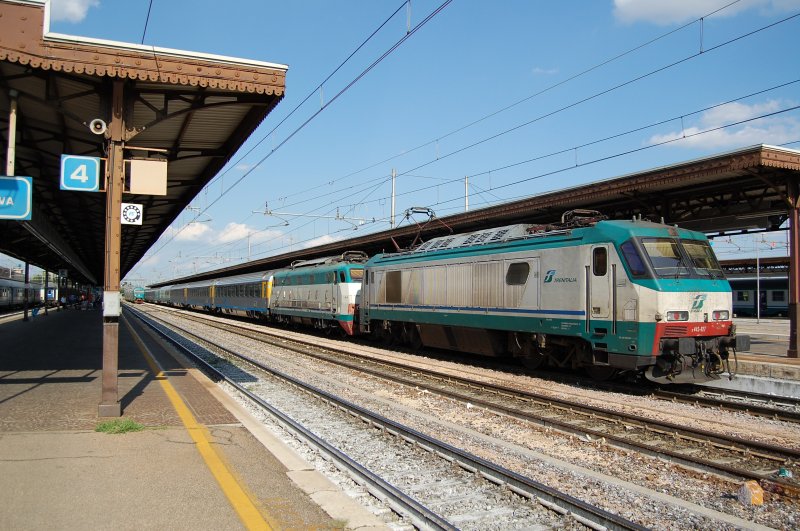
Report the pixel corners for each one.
[788,189,800,358]
[23,262,29,321]
[99,80,125,417]
[43,270,48,316]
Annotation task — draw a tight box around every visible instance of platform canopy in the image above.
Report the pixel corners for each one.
[0,0,287,284]
[165,144,800,285]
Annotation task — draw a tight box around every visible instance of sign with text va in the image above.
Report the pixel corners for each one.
[0,176,32,220]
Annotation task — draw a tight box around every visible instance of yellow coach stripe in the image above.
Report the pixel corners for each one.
[123,316,271,531]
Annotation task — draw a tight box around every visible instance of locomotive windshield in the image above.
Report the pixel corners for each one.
[681,239,724,278]
[621,237,725,279]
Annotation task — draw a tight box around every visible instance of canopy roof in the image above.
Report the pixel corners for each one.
[0,0,287,283]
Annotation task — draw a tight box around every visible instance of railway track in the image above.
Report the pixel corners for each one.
[147,305,800,499]
[649,387,800,424]
[129,305,642,530]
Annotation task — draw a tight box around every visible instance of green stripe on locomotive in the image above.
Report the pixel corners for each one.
[273,262,363,285]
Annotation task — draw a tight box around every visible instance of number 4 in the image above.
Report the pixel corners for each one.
[70,163,89,183]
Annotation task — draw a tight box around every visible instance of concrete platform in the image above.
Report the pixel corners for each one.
[0,306,386,530]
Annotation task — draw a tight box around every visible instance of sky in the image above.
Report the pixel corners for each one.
[3,0,800,284]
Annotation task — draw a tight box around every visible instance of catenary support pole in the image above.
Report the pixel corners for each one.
[391,168,396,229]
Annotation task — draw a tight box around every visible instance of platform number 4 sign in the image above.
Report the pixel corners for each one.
[60,155,101,192]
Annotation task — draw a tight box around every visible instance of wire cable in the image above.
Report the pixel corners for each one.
[146,0,453,262]
[203,0,410,194]
[141,0,154,44]
[260,0,747,207]
[261,11,800,219]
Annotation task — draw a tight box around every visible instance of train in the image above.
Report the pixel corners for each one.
[144,211,750,384]
[729,276,789,317]
[0,277,43,310]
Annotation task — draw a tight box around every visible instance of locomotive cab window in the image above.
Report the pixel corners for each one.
[505,262,530,285]
[620,241,647,277]
[593,247,607,276]
[641,238,690,277]
[682,239,724,279]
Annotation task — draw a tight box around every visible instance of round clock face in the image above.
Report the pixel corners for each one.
[122,204,141,223]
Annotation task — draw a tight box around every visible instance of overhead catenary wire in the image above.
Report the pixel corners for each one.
[144,0,453,263]
[155,104,800,279]
[142,78,800,279]
[135,5,798,280]
[408,105,800,215]
[257,11,800,219]
[275,101,800,240]
[260,77,800,224]
[141,0,154,44]
[203,0,411,195]
[260,0,748,208]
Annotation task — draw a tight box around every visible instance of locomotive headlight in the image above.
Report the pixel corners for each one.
[712,310,729,321]
[666,310,689,321]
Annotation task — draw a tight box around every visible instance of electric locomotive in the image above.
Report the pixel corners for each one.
[270,251,367,335]
[359,211,749,383]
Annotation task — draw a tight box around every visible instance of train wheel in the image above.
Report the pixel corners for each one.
[521,352,545,370]
[585,365,618,381]
[407,325,423,351]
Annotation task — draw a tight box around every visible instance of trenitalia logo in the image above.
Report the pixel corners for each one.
[544,269,577,283]
[691,294,707,311]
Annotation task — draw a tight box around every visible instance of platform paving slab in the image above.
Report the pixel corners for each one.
[0,309,385,530]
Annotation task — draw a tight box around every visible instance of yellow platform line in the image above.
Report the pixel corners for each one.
[122,316,271,531]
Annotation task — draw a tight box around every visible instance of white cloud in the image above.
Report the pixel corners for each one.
[648,99,800,149]
[50,0,100,23]
[139,254,161,267]
[532,67,558,76]
[169,222,213,242]
[214,222,283,245]
[613,0,800,25]
[302,234,342,249]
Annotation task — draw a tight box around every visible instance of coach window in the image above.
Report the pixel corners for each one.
[593,247,607,276]
[505,262,530,285]
[340,271,346,283]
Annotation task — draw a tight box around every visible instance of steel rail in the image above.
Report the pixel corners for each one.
[650,388,800,424]
[127,307,455,531]
[152,307,800,497]
[130,305,645,531]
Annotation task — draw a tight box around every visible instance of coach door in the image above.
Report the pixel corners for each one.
[589,246,611,320]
